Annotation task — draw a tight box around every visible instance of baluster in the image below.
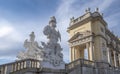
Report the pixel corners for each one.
[36,61,37,68]
[12,64,14,72]
[31,60,33,68]
[15,63,17,71]
[22,62,24,69]
[34,61,36,68]
[32,60,34,68]
[4,65,7,74]
[18,63,20,70]
[20,62,22,69]
[14,63,16,71]
[37,61,39,68]
[22,62,23,69]
[1,66,4,74]
[23,61,25,68]
[32,61,33,68]
[11,64,13,72]
[33,60,35,68]
[24,61,27,68]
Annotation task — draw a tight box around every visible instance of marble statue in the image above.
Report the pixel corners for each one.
[17,32,44,60]
[17,16,64,69]
[41,16,64,67]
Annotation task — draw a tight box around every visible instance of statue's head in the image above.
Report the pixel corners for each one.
[29,31,35,42]
[49,16,56,28]
[31,31,34,34]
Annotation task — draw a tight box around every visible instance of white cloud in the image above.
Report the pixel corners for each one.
[0,26,13,37]
[0,19,23,50]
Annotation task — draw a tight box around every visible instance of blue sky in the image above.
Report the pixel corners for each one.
[0,0,120,64]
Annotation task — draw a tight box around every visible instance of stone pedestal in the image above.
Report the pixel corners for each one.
[41,61,65,69]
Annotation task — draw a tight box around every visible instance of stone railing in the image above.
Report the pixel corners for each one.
[0,59,40,74]
[70,12,92,26]
[66,58,112,71]
[66,58,120,74]
[66,58,94,71]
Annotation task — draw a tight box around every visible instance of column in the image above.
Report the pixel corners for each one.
[75,47,78,60]
[74,47,76,60]
[76,46,80,59]
[88,42,94,60]
[113,51,117,67]
[86,43,89,60]
[70,47,72,62]
[73,47,75,61]
[107,48,111,64]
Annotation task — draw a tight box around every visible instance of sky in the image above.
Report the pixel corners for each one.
[0,0,120,65]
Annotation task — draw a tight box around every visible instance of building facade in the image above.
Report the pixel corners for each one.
[67,8,120,67]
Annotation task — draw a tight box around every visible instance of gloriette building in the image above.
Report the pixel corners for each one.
[67,8,120,67]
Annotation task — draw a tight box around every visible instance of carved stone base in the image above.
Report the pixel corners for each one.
[41,61,65,69]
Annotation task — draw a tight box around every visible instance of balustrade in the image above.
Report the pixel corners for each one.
[66,58,113,71]
[0,59,40,74]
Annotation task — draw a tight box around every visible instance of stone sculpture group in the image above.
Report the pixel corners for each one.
[17,16,64,68]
